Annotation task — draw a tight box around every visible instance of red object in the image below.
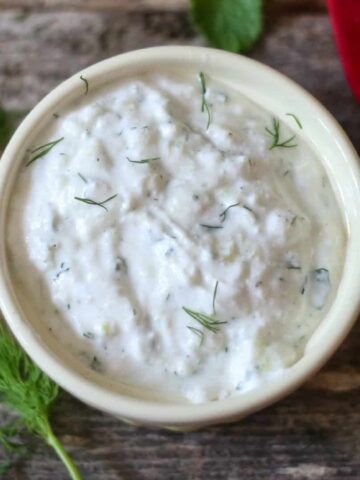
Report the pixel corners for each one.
[328,0,360,101]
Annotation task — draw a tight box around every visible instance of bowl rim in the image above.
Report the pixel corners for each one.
[0,45,360,427]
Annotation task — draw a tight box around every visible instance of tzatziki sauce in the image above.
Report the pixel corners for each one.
[7,71,346,403]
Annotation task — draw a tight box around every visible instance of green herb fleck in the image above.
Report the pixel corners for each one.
[77,173,88,183]
[80,75,89,95]
[183,307,227,334]
[219,202,241,222]
[200,223,224,230]
[26,137,64,167]
[55,262,70,279]
[190,0,263,53]
[187,326,205,346]
[90,356,102,372]
[127,156,160,164]
[265,118,297,150]
[286,113,303,129]
[83,332,94,340]
[74,193,117,212]
[199,72,211,129]
[286,263,301,270]
[212,280,219,315]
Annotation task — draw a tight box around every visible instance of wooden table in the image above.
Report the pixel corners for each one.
[0,1,359,478]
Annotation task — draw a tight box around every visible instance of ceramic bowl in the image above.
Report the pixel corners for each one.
[0,46,359,430]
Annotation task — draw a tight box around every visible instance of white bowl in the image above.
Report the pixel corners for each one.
[0,46,359,430]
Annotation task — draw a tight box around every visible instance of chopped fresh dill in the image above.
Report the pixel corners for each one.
[26,137,64,167]
[265,118,297,150]
[187,326,204,346]
[286,264,301,270]
[291,215,298,226]
[83,332,94,340]
[242,205,254,214]
[301,276,308,295]
[127,156,160,164]
[198,72,211,129]
[80,75,89,95]
[55,263,70,279]
[212,280,219,315]
[90,356,102,372]
[77,172,88,183]
[0,320,82,479]
[74,193,117,212]
[200,224,224,230]
[219,202,241,222]
[183,307,227,334]
[286,113,303,129]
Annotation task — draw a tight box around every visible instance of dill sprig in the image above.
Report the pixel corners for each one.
[80,75,89,95]
[77,173,88,183]
[212,280,219,315]
[286,113,303,129]
[83,332,94,340]
[74,193,117,212]
[265,118,297,150]
[0,320,82,479]
[0,420,28,476]
[127,156,160,164]
[183,308,227,334]
[186,326,204,346]
[198,72,211,130]
[26,137,64,167]
[200,224,223,230]
[219,202,241,222]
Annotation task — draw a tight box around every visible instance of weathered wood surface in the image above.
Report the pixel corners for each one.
[0,0,327,12]
[0,2,359,479]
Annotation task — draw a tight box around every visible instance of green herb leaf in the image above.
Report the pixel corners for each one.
[286,113,303,129]
[198,72,212,129]
[0,420,28,476]
[187,326,205,346]
[83,332,94,339]
[265,118,297,150]
[26,137,64,167]
[200,224,224,230]
[80,75,89,95]
[183,307,227,334]
[0,320,82,479]
[219,202,241,222]
[191,0,263,52]
[77,172,88,184]
[212,280,219,315]
[126,156,160,164]
[74,194,117,212]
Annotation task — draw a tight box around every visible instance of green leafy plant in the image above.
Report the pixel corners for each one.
[0,108,25,152]
[191,0,263,52]
[0,320,82,479]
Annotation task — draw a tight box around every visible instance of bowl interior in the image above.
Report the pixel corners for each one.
[0,46,359,427]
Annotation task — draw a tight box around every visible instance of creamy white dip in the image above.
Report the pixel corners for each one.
[7,71,345,403]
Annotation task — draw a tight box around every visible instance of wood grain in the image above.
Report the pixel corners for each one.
[0,0,327,12]
[0,3,359,480]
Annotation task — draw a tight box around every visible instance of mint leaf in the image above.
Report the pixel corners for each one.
[191,0,263,52]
